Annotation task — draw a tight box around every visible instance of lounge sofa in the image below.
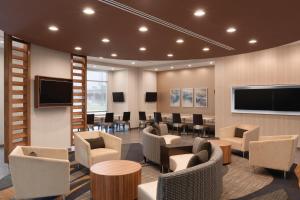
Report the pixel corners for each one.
[9,146,70,199]
[138,144,223,200]
[142,125,181,165]
[219,124,259,157]
[249,135,298,178]
[74,131,122,168]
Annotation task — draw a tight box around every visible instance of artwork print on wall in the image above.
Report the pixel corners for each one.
[194,88,208,107]
[170,88,180,107]
[181,88,193,107]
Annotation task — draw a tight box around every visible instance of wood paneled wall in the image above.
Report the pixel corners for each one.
[157,66,215,115]
[215,42,300,145]
[4,34,31,162]
[70,54,87,144]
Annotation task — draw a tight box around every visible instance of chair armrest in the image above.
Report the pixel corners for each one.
[74,134,91,168]
[249,139,295,171]
[100,132,122,159]
[218,125,236,138]
[9,156,70,199]
[242,127,259,151]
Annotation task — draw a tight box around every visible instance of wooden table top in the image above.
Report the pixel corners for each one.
[208,139,231,147]
[90,160,142,176]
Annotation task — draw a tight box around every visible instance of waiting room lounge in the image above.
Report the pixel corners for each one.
[0,1,300,200]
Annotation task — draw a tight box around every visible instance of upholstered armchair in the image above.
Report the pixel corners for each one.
[9,146,70,199]
[218,124,259,157]
[249,135,298,178]
[74,131,122,168]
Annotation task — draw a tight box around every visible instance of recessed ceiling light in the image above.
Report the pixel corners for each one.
[111,53,117,57]
[102,38,110,43]
[131,61,136,65]
[249,39,257,44]
[99,57,103,59]
[194,9,206,17]
[139,47,147,51]
[0,40,3,44]
[202,47,210,52]
[154,68,158,71]
[176,39,184,44]
[170,66,174,69]
[111,67,115,70]
[93,65,97,68]
[226,27,236,33]
[139,26,148,32]
[48,25,59,32]
[74,46,82,51]
[167,53,174,57]
[210,61,214,65]
[83,7,95,15]
[188,64,192,67]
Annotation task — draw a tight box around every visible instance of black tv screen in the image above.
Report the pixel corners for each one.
[233,86,300,113]
[35,76,73,108]
[113,92,124,102]
[145,92,157,102]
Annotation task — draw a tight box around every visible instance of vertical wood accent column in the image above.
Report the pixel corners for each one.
[71,54,87,144]
[4,34,31,162]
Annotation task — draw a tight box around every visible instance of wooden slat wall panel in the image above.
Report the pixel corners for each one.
[4,34,31,162]
[71,54,87,144]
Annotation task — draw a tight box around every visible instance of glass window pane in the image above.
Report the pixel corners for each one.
[87,70,107,81]
[87,81,107,112]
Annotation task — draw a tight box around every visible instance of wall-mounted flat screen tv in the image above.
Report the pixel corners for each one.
[112,92,125,102]
[35,76,73,108]
[145,92,157,102]
[232,85,300,115]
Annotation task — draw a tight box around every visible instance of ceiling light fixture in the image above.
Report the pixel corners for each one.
[210,61,214,65]
[154,68,158,71]
[48,25,59,32]
[139,47,147,51]
[167,53,174,57]
[131,61,136,65]
[194,9,206,17]
[226,27,236,33]
[0,40,3,44]
[170,66,174,69]
[99,57,103,59]
[249,39,257,44]
[188,64,192,67]
[176,39,184,44]
[202,47,210,52]
[139,26,148,32]
[83,7,95,15]
[102,38,110,43]
[74,46,82,51]
[111,67,115,70]
[111,53,117,57]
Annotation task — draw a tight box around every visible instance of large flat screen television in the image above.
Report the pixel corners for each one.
[145,92,157,102]
[35,76,73,108]
[232,85,300,115]
[112,92,125,102]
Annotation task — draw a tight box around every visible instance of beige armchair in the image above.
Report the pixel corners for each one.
[74,131,122,168]
[9,146,70,199]
[249,135,298,178]
[218,124,259,157]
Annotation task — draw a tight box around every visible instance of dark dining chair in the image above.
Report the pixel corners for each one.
[172,113,183,134]
[154,112,163,124]
[116,112,131,132]
[192,114,206,137]
[100,112,115,133]
[87,114,95,131]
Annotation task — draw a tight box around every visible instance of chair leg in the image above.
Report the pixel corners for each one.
[284,171,287,179]
[242,152,245,158]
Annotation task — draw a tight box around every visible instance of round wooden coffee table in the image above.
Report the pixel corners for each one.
[208,140,232,165]
[90,160,142,200]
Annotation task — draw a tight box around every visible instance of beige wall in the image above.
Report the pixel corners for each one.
[30,45,71,148]
[0,48,3,145]
[215,42,300,145]
[157,66,215,115]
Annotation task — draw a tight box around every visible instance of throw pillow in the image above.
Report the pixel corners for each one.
[86,137,105,149]
[235,128,248,138]
[187,154,200,168]
[199,142,212,158]
[187,150,209,168]
[29,151,38,157]
[192,137,207,154]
